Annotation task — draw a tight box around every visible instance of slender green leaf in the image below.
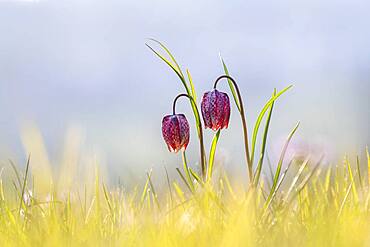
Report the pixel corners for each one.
[367,146,370,186]
[222,172,236,200]
[356,155,363,189]
[337,182,353,220]
[264,122,299,208]
[147,171,161,211]
[164,166,173,204]
[346,155,358,202]
[207,130,221,181]
[288,159,322,205]
[264,159,294,211]
[182,150,194,191]
[176,168,193,194]
[186,69,197,102]
[148,38,185,78]
[9,160,22,190]
[266,153,275,184]
[284,157,310,202]
[19,155,31,214]
[253,89,276,186]
[324,167,332,193]
[102,182,114,218]
[173,181,185,201]
[140,169,152,206]
[189,167,202,185]
[220,56,241,112]
[146,43,190,93]
[250,85,293,166]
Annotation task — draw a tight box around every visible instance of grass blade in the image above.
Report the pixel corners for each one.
[253,89,276,186]
[220,56,241,112]
[264,122,300,208]
[264,159,294,212]
[207,130,221,181]
[164,166,173,204]
[186,69,197,102]
[222,172,236,200]
[182,150,194,191]
[284,157,310,202]
[147,171,161,211]
[356,155,363,189]
[19,154,31,215]
[288,158,322,204]
[9,160,22,190]
[172,181,185,201]
[367,146,370,186]
[146,43,189,93]
[176,168,193,194]
[102,182,114,218]
[346,155,358,202]
[337,182,353,220]
[148,38,185,78]
[189,167,202,185]
[250,85,293,166]
[140,169,152,206]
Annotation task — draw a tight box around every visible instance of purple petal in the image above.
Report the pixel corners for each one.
[201,91,212,129]
[162,114,190,153]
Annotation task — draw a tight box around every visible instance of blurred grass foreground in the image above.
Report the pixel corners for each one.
[0,116,368,246]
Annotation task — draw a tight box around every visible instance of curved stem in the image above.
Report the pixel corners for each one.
[214,75,253,184]
[172,94,206,180]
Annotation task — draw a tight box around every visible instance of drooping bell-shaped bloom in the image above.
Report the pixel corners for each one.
[162,114,190,153]
[201,89,230,131]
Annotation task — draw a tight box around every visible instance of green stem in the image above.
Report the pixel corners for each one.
[214,75,252,184]
[173,94,206,180]
[182,150,194,191]
[207,130,221,181]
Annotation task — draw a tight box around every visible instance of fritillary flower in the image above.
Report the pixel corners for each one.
[201,89,230,131]
[162,114,190,153]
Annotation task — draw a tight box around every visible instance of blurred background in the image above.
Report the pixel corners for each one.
[0,0,369,184]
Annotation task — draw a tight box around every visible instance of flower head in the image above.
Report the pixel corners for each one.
[162,114,190,152]
[201,89,230,131]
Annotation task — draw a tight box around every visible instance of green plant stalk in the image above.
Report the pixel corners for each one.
[176,168,193,194]
[213,75,252,183]
[173,94,206,180]
[207,130,221,181]
[253,89,276,186]
[182,150,194,191]
[220,57,241,112]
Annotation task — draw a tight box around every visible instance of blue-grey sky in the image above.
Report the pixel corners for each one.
[0,0,369,179]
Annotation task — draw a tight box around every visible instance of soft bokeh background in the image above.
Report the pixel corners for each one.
[0,0,369,183]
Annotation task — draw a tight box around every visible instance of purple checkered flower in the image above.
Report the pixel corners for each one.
[162,114,190,153]
[201,89,230,131]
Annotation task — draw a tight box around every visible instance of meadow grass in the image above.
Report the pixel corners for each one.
[0,150,370,246]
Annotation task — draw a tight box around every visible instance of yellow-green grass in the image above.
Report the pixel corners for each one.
[0,149,369,246]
